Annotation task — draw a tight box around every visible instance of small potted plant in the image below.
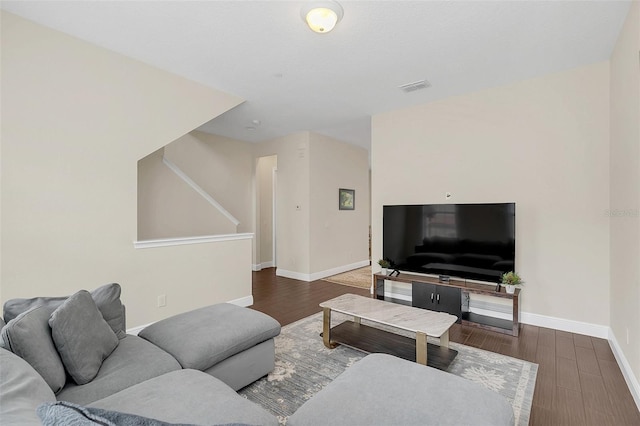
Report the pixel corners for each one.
[501,271,524,294]
[378,259,391,275]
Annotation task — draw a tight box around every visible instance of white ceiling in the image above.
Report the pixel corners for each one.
[1,1,631,151]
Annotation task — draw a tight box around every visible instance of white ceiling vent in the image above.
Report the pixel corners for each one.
[398,79,431,93]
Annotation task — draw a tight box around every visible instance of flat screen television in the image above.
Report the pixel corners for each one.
[383,203,515,283]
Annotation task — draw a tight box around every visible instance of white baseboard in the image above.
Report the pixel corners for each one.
[276,268,308,280]
[520,312,609,338]
[609,329,640,411]
[276,260,370,282]
[309,260,370,281]
[252,261,275,271]
[126,323,153,336]
[227,295,254,307]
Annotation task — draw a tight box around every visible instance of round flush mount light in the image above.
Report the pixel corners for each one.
[301,1,344,34]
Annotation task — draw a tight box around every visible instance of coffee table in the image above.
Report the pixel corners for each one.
[320,294,458,369]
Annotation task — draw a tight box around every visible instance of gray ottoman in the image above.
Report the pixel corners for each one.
[139,304,281,390]
[288,353,515,426]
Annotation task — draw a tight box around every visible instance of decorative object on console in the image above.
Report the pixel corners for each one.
[377,258,390,275]
[338,188,355,210]
[501,271,524,294]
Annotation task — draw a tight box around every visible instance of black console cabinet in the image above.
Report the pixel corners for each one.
[411,282,462,322]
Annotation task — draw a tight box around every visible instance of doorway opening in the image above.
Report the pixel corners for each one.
[256,155,277,270]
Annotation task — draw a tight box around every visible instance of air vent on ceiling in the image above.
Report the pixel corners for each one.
[398,79,431,93]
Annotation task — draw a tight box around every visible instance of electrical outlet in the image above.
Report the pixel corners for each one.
[157,294,166,308]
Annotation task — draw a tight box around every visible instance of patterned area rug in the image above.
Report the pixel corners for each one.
[322,266,371,289]
[239,312,537,426]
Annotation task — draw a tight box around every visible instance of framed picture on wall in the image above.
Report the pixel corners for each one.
[339,188,355,210]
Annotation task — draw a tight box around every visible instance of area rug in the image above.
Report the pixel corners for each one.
[239,312,537,426]
[322,266,371,289]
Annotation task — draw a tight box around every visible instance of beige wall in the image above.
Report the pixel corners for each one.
[254,133,311,275]
[372,62,611,326]
[610,0,640,383]
[1,12,251,328]
[137,148,236,240]
[309,133,370,272]
[256,155,277,266]
[163,131,253,233]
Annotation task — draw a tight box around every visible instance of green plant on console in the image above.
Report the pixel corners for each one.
[378,259,391,269]
[501,271,524,286]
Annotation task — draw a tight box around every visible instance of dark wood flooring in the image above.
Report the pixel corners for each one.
[250,268,640,426]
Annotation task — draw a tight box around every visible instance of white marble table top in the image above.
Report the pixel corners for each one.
[320,293,457,338]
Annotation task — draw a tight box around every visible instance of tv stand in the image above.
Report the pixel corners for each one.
[373,272,520,336]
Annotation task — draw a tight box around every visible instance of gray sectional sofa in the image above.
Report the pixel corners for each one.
[0,284,282,425]
[0,283,516,425]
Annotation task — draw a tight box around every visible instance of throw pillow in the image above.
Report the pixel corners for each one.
[49,290,119,385]
[89,283,127,339]
[3,283,127,338]
[0,305,67,393]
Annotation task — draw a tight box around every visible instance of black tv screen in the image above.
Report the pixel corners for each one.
[383,203,515,283]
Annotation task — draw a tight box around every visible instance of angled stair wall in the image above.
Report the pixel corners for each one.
[1,11,251,328]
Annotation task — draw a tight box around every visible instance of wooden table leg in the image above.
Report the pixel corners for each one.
[323,307,337,349]
[416,332,427,365]
[440,330,450,348]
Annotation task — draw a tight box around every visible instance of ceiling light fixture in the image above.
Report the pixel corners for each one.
[301,1,344,34]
